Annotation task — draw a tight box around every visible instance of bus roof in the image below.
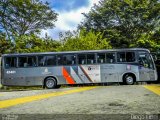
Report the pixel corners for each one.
[2,48,150,57]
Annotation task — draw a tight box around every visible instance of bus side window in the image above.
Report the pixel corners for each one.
[18,57,27,67]
[126,52,135,62]
[81,60,85,64]
[97,53,105,63]
[28,56,37,67]
[78,54,87,64]
[106,53,115,63]
[38,56,46,66]
[117,52,135,62]
[117,52,125,62]
[5,57,17,68]
[46,56,56,66]
[87,54,96,64]
[57,55,63,65]
[63,55,76,65]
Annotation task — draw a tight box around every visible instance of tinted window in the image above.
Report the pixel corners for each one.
[46,56,56,66]
[63,55,76,65]
[106,53,115,63]
[57,55,63,65]
[117,52,135,62]
[97,53,105,63]
[18,57,27,67]
[117,52,125,62]
[78,54,86,64]
[38,56,46,66]
[28,56,37,67]
[5,57,17,68]
[18,56,37,67]
[87,54,96,64]
[126,52,135,62]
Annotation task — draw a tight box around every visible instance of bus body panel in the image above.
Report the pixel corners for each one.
[2,64,151,86]
[1,48,158,86]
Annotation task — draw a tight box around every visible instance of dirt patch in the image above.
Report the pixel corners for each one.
[108,101,124,107]
[144,94,150,96]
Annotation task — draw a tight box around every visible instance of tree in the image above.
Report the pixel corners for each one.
[130,30,160,51]
[58,29,111,51]
[0,0,58,39]
[80,0,160,49]
[0,32,13,54]
[13,34,61,53]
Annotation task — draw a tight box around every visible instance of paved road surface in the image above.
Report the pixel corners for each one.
[0,85,159,120]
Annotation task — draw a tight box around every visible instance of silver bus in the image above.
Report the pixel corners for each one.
[1,48,157,89]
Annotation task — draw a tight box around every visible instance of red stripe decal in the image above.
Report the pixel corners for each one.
[62,67,76,84]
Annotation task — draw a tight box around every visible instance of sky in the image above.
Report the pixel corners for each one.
[41,0,100,40]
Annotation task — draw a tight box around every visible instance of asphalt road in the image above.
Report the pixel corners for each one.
[0,84,160,120]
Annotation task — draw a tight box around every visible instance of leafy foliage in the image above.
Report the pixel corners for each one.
[130,32,160,51]
[80,0,160,50]
[58,29,112,51]
[0,0,160,55]
[0,0,58,39]
[12,34,61,53]
[0,32,13,54]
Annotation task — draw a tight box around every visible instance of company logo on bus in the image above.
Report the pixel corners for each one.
[88,66,99,71]
[42,68,51,74]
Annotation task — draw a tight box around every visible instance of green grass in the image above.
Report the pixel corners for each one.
[0,85,43,91]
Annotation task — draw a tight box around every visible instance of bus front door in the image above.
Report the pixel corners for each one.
[138,52,156,81]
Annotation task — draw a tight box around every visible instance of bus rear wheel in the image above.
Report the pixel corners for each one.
[124,74,135,85]
[45,77,57,89]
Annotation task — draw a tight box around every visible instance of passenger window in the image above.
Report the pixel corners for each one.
[18,56,37,67]
[38,56,46,66]
[87,54,96,64]
[106,53,115,63]
[126,52,135,62]
[117,52,125,62]
[46,56,56,66]
[5,57,17,68]
[63,55,76,65]
[57,55,63,65]
[28,56,37,67]
[78,54,87,64]
[117,52,135,62]
[97,53,105,63]
[18,57,27,67]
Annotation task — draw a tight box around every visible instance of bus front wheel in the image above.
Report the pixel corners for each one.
[123,74,135,85]
[45,77,57,89]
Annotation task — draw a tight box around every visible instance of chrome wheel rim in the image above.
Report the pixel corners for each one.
[46,79,54,88]
[126,76,134,84]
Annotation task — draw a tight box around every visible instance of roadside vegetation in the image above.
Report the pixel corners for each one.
[0,0,160,54]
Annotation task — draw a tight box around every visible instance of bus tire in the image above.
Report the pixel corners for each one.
[123,74,135,85]
[45,77,57,89]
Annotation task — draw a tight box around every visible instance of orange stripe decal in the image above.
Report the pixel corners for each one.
[62,67,76,84]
